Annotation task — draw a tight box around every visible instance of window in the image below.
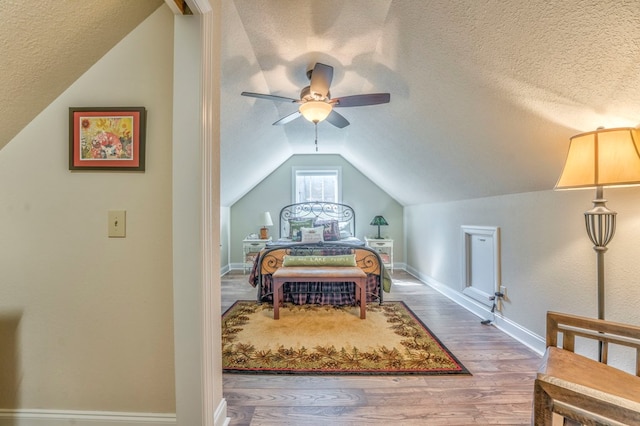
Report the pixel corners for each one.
[292,167,341,203]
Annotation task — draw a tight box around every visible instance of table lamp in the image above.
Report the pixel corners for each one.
[370,215,389,239]
[259,211,273,240]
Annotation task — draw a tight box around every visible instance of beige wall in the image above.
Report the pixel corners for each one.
[228,154,404,267]
[0,6,175,413]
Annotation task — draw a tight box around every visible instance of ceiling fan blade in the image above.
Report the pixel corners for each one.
[332,93,390,107]
[309,63,333,98]
[241,92,299,103]
[272,110,301,125]
[325,110,349,128]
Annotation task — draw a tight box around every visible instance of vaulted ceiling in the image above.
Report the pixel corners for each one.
[0,0,163,152]
[3,1,640,207]
[221,0,640,206]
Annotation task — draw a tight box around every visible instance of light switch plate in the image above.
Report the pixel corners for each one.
[108,210,126,238]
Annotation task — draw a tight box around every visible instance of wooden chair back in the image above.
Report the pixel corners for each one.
[546,311,640,376]
[533,311,640,425]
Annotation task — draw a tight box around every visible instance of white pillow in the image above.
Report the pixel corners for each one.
[339,221,352,237]
[300,226,325,243]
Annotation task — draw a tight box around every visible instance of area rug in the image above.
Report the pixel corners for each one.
[222,300,469,375]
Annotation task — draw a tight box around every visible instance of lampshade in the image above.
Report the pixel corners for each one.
[370,215,389,226]
[554,127,640,332]
[370,215,388,239]
[299,101,332,123]
[555,127,640,190]
[260,211,273,227]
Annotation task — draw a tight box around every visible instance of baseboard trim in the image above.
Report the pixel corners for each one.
[228,263,245,272]
[0,394,228,426]
[214,398,230,426]
[0,409,176,426]
[405,265,545,356]
[219,263,230,276]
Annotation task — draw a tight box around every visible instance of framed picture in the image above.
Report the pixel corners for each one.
[69,107,146,171]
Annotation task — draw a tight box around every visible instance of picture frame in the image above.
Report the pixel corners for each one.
[69,107,146,171]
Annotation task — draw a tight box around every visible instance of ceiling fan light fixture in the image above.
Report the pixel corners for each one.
[241,62,389,129]
[299,101,332,123]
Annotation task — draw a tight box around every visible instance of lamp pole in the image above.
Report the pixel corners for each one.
[584,186,616,321]
[555,127,640,362]
[583,185,616,361]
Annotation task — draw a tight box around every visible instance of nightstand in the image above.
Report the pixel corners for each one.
[242,237,271,273]
[365,237,393,273]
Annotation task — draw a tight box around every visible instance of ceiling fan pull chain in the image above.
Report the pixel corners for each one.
[315,122,319,152]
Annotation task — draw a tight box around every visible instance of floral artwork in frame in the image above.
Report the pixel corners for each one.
[69,107,146,171]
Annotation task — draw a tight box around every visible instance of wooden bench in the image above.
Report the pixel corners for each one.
[271,266,367,320]
[533,311,640,425]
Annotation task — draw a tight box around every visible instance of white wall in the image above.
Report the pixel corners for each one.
[220,206,231,274]
[171,3,225,425]
[171,13,204,426]
[405,187,640,367]
[0,5,175,416]
[228,154,404,268]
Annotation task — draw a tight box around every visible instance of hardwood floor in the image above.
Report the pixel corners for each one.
[221,270,541,425]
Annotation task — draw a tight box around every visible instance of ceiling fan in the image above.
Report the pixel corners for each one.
[241,62,390,129]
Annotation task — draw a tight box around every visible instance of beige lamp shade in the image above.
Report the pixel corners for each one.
[299,101,332,123]
[260,212,273,227]
[555,127,640,326]
[556,127,640,189]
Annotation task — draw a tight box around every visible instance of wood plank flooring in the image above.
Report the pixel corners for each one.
[221,270,541,425]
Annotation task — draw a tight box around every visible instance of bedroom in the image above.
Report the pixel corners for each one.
[1,0,640,425]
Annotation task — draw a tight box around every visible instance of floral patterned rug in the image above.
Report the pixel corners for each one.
[222,301,469,375]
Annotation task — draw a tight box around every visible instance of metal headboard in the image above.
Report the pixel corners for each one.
[279,202,355,239]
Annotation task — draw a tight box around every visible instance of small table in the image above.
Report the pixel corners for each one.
[242,237,271,273]
[271,267,367,320]
[365,237,394,272]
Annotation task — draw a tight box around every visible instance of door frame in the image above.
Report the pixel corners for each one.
[461,225,501,307]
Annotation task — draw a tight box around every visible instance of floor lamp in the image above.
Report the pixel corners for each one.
[555,127,640,359]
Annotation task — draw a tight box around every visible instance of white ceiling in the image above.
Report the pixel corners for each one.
[221,0,640,206]
[3,1,640,207]
[0,0,163,153]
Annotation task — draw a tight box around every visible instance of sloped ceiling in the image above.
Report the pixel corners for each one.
[3,1,640,208]
[221,0,640,206]
[0,0,163,151]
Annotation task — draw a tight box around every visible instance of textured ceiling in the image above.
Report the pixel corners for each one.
[3,1,640,208]
[0,0,163,151]
[222,0,640,206]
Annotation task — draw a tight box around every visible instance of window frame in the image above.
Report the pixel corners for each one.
[291,166,342,204]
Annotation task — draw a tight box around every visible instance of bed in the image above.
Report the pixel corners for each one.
[248,202,391,306]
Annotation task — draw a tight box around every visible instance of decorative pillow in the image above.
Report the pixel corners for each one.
[314,219,340,241]
[338,221,352,238]
[289,218,314,241]
[282,254,357,267]
[300,226,325,243]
